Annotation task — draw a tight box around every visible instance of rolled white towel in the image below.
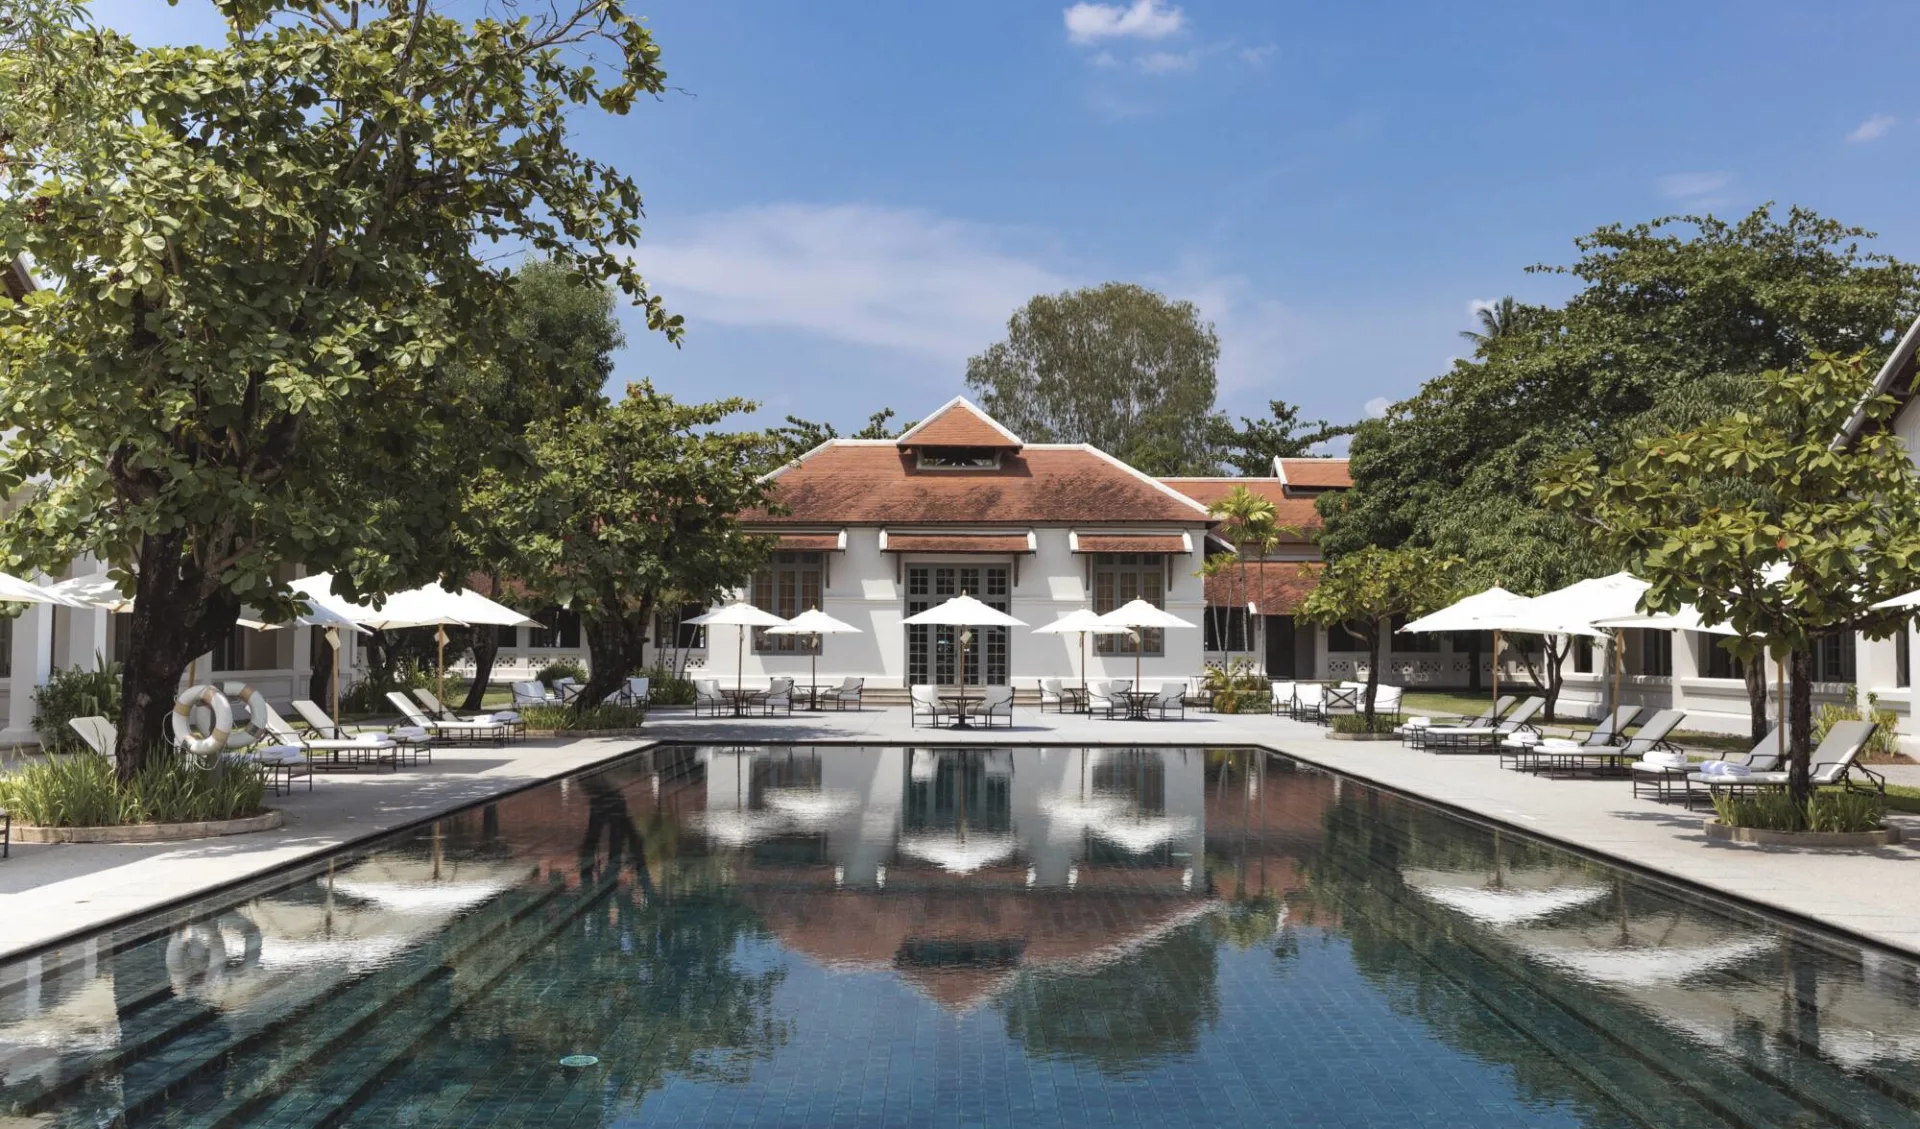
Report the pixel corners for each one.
[391,726,431,741]
[351,732,396,746]
[1700,761,1749,777]
[1643,750,1689,768]
[1404,716,1432,728]
[1506,732,1541,746]
[490,710,522,724]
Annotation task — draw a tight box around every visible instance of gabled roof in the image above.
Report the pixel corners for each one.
[749,442,1211,525]
[1839,314,1920,447]
[893,396,1024,449]
[1275,458,1352,490]
[1203,560,1324,613]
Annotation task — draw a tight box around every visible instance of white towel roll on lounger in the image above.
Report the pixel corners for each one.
[1700,761,1750,777]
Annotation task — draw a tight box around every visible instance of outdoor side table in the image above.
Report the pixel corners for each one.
[942,690,980,728]
[718,688,763,717]
[1122,690,1157,720]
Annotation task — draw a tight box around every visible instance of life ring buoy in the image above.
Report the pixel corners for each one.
[221,681,269,748]
[171,684,233,758]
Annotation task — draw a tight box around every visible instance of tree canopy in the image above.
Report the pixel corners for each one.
[1299,546,1455,724]
[1320,206,1920,602]
[0,0,673,767]
[965,282,1226,476]
[761,407,911,471]
[1539,353,1920,806]
[1219,399,1356,476]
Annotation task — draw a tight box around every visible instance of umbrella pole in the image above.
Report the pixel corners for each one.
[1776,647,1785,760]
[436,626,447,709]
[737,626,745,694]
[1492,629,1501,711]
[1610,629,1622,719]
[1135,629,1142,687]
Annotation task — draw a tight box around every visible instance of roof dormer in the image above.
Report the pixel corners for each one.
[895,396,1024,471]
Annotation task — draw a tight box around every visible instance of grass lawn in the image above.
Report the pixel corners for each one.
[1400,688,1751,753]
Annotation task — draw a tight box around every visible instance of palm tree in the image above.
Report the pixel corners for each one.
[1208,486,1278,668]
[1459,296,1529,346]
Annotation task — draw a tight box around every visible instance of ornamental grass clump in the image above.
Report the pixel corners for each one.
[519,704,648,731]
[1200,659,1269,714]
[1710,788,1884,834]
[0,752,267,827]
[1330,714,1400,735]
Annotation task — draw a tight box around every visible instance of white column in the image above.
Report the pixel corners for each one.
[1670,630,1698,713]
[3,603,54,744]
[76,608,108,671]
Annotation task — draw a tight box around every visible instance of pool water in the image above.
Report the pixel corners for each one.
[5,744,1920,1127]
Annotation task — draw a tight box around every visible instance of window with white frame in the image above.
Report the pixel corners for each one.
[1093,553,1164,656]
[752,552,823,653]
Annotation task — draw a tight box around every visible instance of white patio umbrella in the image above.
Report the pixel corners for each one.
[0,570,80,607]
[686,601,791,692]
[1093,814,1196,855]
[1033,609,1134,694]
[1093,598,1197,688]
[763,606,863,699]
[900,593,1025,690]
[42,571,135,612]
[1400,584,1605,714]
[897,831,1019,875]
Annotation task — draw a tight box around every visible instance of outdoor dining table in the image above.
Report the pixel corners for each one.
[1120,690,1158,720]
[717,688,765,717]
[939,689,981,728]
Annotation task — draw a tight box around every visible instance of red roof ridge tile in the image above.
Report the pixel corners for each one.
[893,395,1024,448]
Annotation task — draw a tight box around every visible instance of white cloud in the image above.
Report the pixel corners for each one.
[1656,171,1732,208]
[637,204,1071,360]
[1064,0,1184,44]
[1137,49,1198,74]
[1239,44,1276,66]
[1364,396,1391,418]
[1848,113,1897,143]
[1467,297,1498,317]
[1091,50,1119,67]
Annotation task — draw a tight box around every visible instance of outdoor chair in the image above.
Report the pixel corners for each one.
[693,679,726,717]
[1039,677,1068,713]
[387,692,513,746]
[1182,675,1214,711]
[1087,679,1129,719]
[511,680,558,708]
[1371,685,1404,722]
[1690,720,1883,802]
[823,676,865,710]
[910,684,956,728]
[615,676,651,706]
[553,677,582,703]
[293,699,427,767]
[1320,685,1359,724]
[1540,707,1685,777]
[1291,682,1323,722]
[1148,682,1187,720]
[67,715,116,757]
[761,677,795,717]
[1646,727,1780,803]
[415,688,526,739]
[965,684,1015,728]
[1269,681,1296,717]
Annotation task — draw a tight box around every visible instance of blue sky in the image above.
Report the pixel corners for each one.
[91,0,1920,439]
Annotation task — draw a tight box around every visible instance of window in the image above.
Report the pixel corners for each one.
[1390,615,1439,653]
[1637,630,1672,677]
[210,623,252,672]
[752,552,824,653]
[0,615,11,677]
[1573,638,1593,674]
[1812,631,1855,683]
[1205,607,1250,652]
[906,564,1010,684]
[1093,554,1165,656]
[653,603,707,651]
[528,608,581,649]
[1705,638,1747,680]
[1899,624,1911,690]
[916,447,1001,470]
[1325,622,1366,652]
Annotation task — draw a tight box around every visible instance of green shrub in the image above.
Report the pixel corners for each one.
[519,703,647,731]
[1813,686,1903,761]
[33,660,123,752]
[1710,787,1884,833]
[534,658,588,686]
[0,751,267,827]
[1331,714,1399,735]
[1201,659,1270,714]
[640,665,696,706]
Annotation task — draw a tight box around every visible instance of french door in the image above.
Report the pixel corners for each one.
[905,564,1010,685]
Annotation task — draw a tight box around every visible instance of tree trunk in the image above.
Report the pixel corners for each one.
[577,593,655,711]
[308,628,332,704]
[1788,649,1813,810]
[114,532,242,777]
[1742,657,1770,746]
[463,627,500,711]
[1363,627,1380,726]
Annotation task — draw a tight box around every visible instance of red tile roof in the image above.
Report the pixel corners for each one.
[773,532,842,551]
[882,533,1033,554]
[1158,479,1323,545]
[750,443,1211,526]
[893,397,1023,449]
[1204,561,1323,614]
[1278,458,1352,489]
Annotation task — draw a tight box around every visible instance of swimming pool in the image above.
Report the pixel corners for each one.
[3,744,1918,1127]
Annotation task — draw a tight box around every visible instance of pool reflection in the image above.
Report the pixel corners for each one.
[2,745,1918,1128]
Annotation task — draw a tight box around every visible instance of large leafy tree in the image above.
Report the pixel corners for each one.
[760,407,911,472]
[501,384,774,711]
[1541,353,1920,810]
[1299,547,1455,725]
[965,282,1226,476]
[1220,399,1356,476]
[452,259,625,709]
[0,0,673,770]
[1321,207,1918,701]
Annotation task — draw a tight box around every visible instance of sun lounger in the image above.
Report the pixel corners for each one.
[1688,720,1882,802]
[1541,708,1684,776]
[1502,703,1638,771]
[78,712,313,794]
[414,688,525,739]
[1642,727,1780,803]
[387,692,513,745]
[260,700,405,771]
